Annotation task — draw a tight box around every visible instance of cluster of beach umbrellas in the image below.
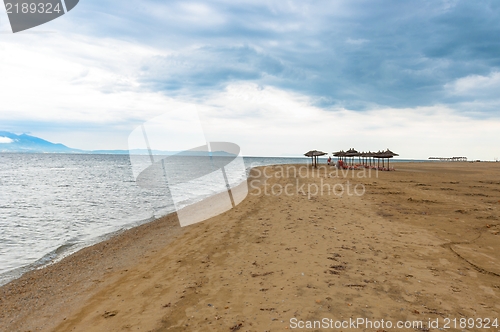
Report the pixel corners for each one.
[333,148,399,169]
[304,148,399,169]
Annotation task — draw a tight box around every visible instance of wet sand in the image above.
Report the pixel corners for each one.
[1,162,499,331]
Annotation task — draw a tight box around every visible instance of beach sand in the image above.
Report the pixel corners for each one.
[1,162,499,331]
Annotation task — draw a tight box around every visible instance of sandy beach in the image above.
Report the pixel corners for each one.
[1,162,499,332]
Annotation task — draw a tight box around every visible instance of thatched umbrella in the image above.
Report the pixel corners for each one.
[345,148,360,166]
[379,149,399,170]
[333,150,346,163]
[304,150,327,167]
[373,150,384,168]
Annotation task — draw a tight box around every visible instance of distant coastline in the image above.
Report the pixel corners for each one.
[0,131,234,156]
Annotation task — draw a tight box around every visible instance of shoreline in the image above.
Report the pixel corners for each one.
[1,162,499,331]
[0,214,160,288]
[0,210,185,331]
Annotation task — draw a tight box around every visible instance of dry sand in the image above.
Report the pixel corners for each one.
[1,162,500,331]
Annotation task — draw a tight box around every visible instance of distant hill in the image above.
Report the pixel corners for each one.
[0,132,236,156]
[0,131,82,153]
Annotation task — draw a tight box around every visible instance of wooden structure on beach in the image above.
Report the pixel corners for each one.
[304,150,327,167]
[331,148,399,171]
[428,156,467,162]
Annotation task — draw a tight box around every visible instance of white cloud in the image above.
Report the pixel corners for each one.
[445,71,500,95]
[0,137,14,143]
[195,83,500,160]
[0,33,174,125]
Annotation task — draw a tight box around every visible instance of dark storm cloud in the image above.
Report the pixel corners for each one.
[70,0,500,114]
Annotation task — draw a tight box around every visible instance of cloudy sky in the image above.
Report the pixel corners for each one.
[1,0,499,159]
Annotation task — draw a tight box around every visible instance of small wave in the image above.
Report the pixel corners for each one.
[0,240,78,286]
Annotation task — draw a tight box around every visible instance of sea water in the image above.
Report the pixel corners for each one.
[0,153,308,285]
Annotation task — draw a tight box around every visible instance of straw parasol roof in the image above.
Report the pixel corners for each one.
[304,150,327,157]
[304,150,327,167]
[333,150,346,157]
[373,149,398,158]
[344,148,360,157]
[379,148,399,158]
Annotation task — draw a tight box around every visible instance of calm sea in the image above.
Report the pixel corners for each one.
[0,153,309,285]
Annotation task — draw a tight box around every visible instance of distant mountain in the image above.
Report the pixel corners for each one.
[0,131,83,153]
[0,132,236,156]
